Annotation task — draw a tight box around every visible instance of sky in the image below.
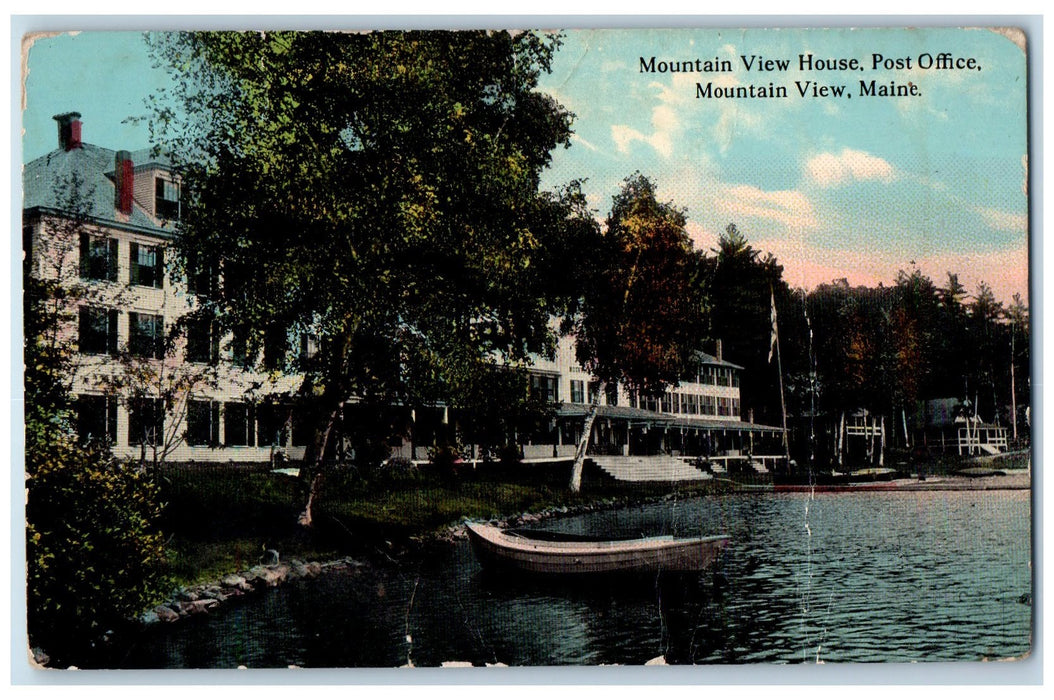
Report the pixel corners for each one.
[20,27,1030,304]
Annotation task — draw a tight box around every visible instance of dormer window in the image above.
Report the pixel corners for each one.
[155,177,180,220]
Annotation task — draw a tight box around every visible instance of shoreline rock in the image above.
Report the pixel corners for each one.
[140,554,358,627]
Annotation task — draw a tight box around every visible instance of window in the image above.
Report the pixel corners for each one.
[731,371,740,388]
[230,325,252,368]
[605,384,618,407]
[718,397,731,416]
[224,402,255,447]
[299,332,319,361]
[702,395,716,416]
[257,403,291,447]
[185,316,219,364]
[79,233,118,282]
[570,379,585,404]
[263,325,288,372]
[186,254,217,298]
[186,400,220,447]
[78,306,118,355]
[587,381,601,405]
[129,241,164,288]
[76,394,117,444]
[128,397,164,446]
[129,312,164,359]
[23,224,33,278]
[530,373,559,403]
[731,398,741,418]
[155,177,180,220]
[291,411,311,447]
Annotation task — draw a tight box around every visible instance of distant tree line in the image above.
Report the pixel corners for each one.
[700,224,1029,464]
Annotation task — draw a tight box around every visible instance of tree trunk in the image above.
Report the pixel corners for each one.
[569,381,605,492]
[837,411,845,468]
[901,408,909,448]
[878,416,885,468]
[297,402,342,529]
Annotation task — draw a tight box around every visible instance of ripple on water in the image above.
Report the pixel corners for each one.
[109,489,1030,667]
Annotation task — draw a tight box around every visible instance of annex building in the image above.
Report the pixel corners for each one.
[24,114,784,472]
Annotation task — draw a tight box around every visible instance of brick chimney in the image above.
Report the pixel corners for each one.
[715,338,723,362]
[114,150,134,215]
[53,112,82,151]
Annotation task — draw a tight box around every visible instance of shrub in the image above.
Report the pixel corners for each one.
[26,429,169,663]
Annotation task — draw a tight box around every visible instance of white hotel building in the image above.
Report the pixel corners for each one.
[24,114,783,469]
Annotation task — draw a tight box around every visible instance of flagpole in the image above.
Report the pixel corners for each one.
[770,287,790,467]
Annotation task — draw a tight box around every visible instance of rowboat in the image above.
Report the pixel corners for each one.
[465,522,730,576]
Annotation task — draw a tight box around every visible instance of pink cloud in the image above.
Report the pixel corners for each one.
[756,236,1028,305]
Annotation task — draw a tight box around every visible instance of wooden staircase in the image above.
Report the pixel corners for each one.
[590,455,712,483]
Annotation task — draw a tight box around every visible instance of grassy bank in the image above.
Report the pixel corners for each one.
[316,465,728,543]
[157,462,729,586]
[158,464,336,586]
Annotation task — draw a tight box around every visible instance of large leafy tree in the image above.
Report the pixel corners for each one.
[568,174,708,490]
[150,31,590,520]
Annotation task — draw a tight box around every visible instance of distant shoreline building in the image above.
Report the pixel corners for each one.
[24,115,784,469]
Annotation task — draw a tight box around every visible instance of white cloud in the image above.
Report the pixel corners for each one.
[718,184,818,230]
[610,75,699,158]
[976,206,1028,233]
[805,148,896,187]
[570,133,599,152]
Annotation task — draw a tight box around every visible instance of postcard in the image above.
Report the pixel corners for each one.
[20,25,1031,672]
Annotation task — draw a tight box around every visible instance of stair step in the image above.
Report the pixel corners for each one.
[590,456,712,483]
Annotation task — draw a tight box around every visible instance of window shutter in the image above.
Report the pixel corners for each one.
[78,307,89,352]
[248,404,256,447]
[108,309,119,354]
[107,397,118,443]
[129,242,139,285]
[210,322,220,365]
[155,316,164,359]
[156,247,165,288]
[108,239,119,281]
[211,403,220,446]
[79,233,89,277]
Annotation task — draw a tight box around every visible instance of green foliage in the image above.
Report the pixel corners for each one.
[149,30,591,477]
[704,223,792,425]
[158,465,302,540]
[804,272,1027,428]
[25,429,169,660]
[573,173,708,397]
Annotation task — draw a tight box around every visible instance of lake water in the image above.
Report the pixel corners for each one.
[112,489,1031,667]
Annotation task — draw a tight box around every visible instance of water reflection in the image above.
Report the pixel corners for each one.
[111,489,1030,667]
